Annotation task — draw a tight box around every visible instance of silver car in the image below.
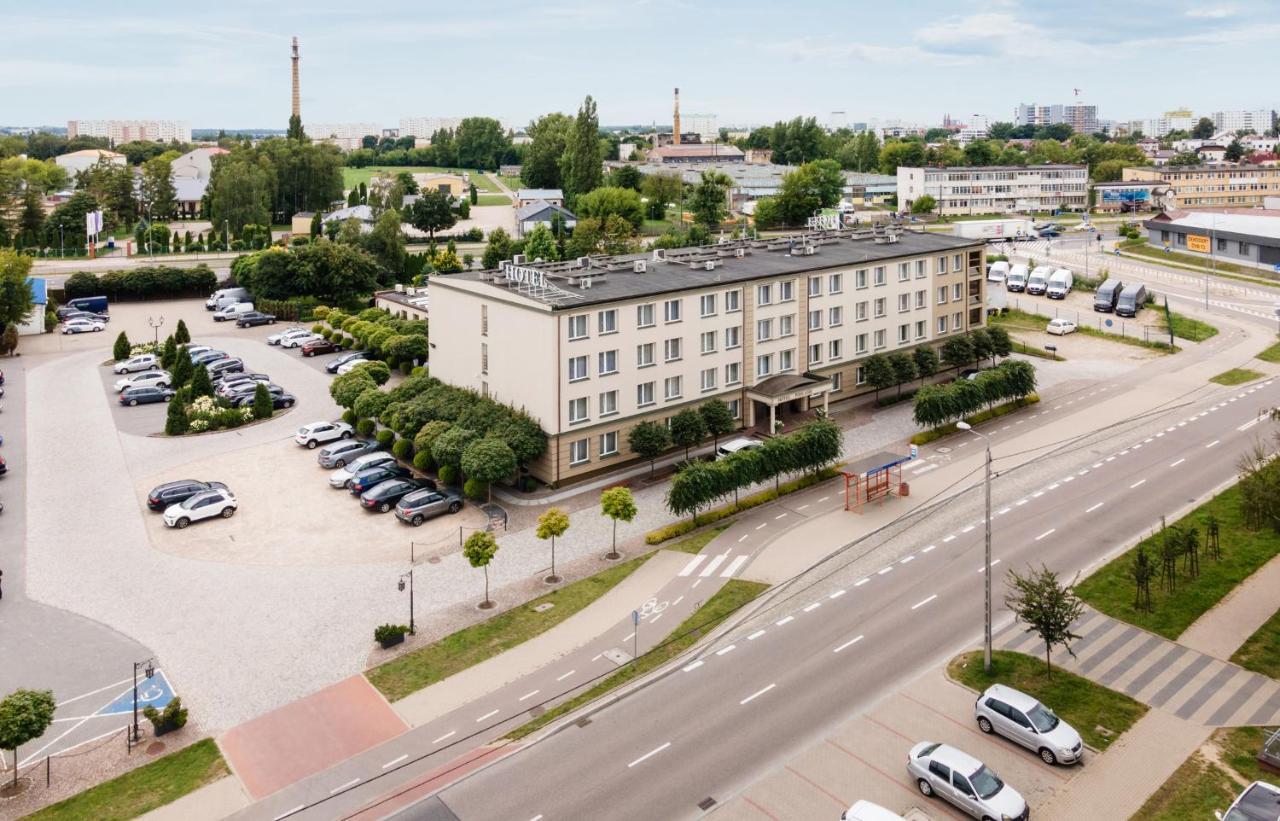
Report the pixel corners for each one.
[976,684,1083,765]
[317,438,380,469]
[327,451,397,487]
[907,742,1028,820]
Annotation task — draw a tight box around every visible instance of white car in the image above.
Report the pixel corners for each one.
[841,801,906,821]
[1046,318,1077,335]
[267,327,310,346]
[280,333,322,349]
[114,354,161,374]
[336,358,377,375]
[63,319,105,334]
[114,370,172,392]
[328,451,397,488]
[163,488,237,529]
[975,684,1083,765]
[295,420,353,449]
[907,742,1027,820]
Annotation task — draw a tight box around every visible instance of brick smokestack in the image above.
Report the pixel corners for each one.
[291,37,301,119]
[673,87,681,146]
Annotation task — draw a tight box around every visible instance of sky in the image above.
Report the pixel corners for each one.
[3,0,1279,131]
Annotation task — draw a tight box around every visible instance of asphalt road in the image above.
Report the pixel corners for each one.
[418,377,1279,820]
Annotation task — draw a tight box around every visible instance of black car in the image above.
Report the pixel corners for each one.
[233,388,295,409]
[147,480,229,511]
[348,464,413,495]
[236,311,277,328]
[226,381,284,400]
[0,454,7,476]
[191,350,228,366]
[360,478,434,513]
[326,351,369,374]
[206,357,245,378]
[119,385,176,406]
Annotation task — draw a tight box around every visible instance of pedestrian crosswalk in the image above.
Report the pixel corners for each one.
[995,608,1280,727]
[677,552,752,579]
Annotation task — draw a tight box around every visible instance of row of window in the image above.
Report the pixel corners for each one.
[566,400,744,466]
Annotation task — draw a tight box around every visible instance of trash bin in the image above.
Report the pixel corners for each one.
[106,240,115,250]
[899,482,910,497]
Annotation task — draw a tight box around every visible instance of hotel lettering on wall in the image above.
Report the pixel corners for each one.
[507,265,547,288]
[1187,234,1211,253]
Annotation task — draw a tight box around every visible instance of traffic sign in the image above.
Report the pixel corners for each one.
[632,609,640,626]
[1105,319,1113,327]
[909,444,919,460]
[1274,264,1280,273]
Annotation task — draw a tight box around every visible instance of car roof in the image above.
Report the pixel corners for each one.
[983,683,1041,712]
[1231,782,1280,819]
[846,801,906,821]
[930,743,983,775]
[156,479,204,490]
[719,437,760,450]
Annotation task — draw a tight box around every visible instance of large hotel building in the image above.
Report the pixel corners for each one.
[1123,164,1280,209]
[432,229,986,486]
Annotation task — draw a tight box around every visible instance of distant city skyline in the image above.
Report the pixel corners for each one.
[3,0,1279,131]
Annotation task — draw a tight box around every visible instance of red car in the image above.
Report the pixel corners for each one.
[301,339,343,357]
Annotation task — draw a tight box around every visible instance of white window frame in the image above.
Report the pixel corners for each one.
[756,318,772,341]
[757,284,772,305]
[808,309,822,331]
[700,330,717,354]
[699,293,717,317]
[756,353,772,376]
[663,299,682,323]
[779,314,794,337]
[568,355,588,382]
[598,349,618,376]
[829,339,843,360]
[829,306,843,327]
[664,375,683,401]
[637,342,655,368]
[779,280,795,302]
[828,273,844,294]
[808,342,822,365]
[725,325,741,349]
[598,309,618,335]
[664,337,682,362]
[637,303,655,328]
[725,289,741,312]
[569,438,589,465]
[599,390,618,417]
[599,431,619,457]
[568,397,588,424]
[725,361,741,386]
[808,276,821,297]
[637,381,655,407]
[568,314,588,340]
[700,367,717,392]
[779,348,794,371]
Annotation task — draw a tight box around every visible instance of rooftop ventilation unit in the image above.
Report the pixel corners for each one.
[512,253,526,265]
[577,256,591,269]
[652,248,667,262]
[633,260,647,273]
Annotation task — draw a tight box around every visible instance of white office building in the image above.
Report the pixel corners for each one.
[897,165,1088,215]
[1213,109,1276,135]
[308,122,382,151]
[67,119,191,144]
[399,117,465,139]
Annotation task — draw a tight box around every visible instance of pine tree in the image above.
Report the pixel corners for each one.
[164,395,189,435]
[252,382,273,419]
[112,331,131,361]
[189,364,214,398]
[160,335,177,369]
[174,318,190,345]
[171,346,193,388]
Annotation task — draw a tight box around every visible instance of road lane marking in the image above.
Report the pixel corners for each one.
[1062,476,1075,483]
[1144,438,1154,443]
[1092,462,1103,468]
[774,513,788,520]
[1132,444,1143,450]
[382,754,408,769]
[1130,479,1146,489]
[622,632,634,641]
[942,535,956,542]
[911,594,938,610]
[803,602,822,612]
[556,670,576,682]
[1085,502,1104,513]
[833,635,864,653]
[1015,499,1028,506]
[1105,456,1116,462]
[274,807,306,821]
[797,504,810,510]
[720,555,750,577]
[716,644,736,656]
[1170,458,1185,468]
[519,690,540,701]
[1035,528,1056,541]
[1119,450,1129,456]
[691,579,702,589]
[683,660,703,672]
[755,523,768,530]
[978,559,1002,573]
[1032,491,1044,498]
[738,535,749,543]
[748,630,767,640]
[900,556,915,565]
[818,496,830,502]
[628,742,671,768]
[1047,483,1060,490]
[740,683,776,705]
[776,616,795,626]
[530,816,544,821]
[678,555,706,576]
[829,589,847,599]
[962,525,975,533]
[700,555,728,576]
[855,578,870,586]
[878,566,894,574]
[1206,440,1220,449]
[476,709,499,722]
[591,654,603,662]
[922,545,937,553]
[1077,469,1089,476]
[432,731,456,744]
[1239,418,1260,432]
[650,613,663,625]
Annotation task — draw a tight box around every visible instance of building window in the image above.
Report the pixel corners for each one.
[937,315,948,334]
[1239,241,1251,254]
[700,330,716,354]
[725,325,741,349]
[831,372,843,392]
[937,286,948,305]
[637,342,655,368]
[808,309,822,331]
[873,266,886,286]
[664,375,682,400]
[829,306,843,326]
[952,282,963,300]
[481,343,488,375]
[1160,230,1170,244]
[829,273,844,293]
[757,318,773,341]
[599,390,618,417]
[856,366,867,385]
[757,354,772,376]
[898,324,909,344]
[779,280,795,302]
[569,438,589,465]
[568,397,588,424]
[568,314,588,340]
[898,293,910,312]
[874,329,886,349]
[1217,237,1227,252]
[856,301,868,321]
[701,367,717,392]
[664,338,682,362]
[916,259,927,278]
[728,398,742,419]
[808,276,822,297]
[779,348,795,371]
[599,431,618,457]
[598,309,618,335]
[953,311,963,329]
[568,355,588,382]
[915,320,926,339]
[637,303,655,328]
[916,290,926,309]
[856,333,868,354]
[757,284,772,305]
[481,304,488,336]
[809,343,822,365]
[598,349,618,375]
[874,297,886,318]
[855,269,867,289]
[938,256,948,274]
[700,293,717,317]
[898,262,910,282]
[725,289,741,312]
[663,299,682,323]
[637,381,655,407]
[829,339,843,359]
[953,253,963,272]
[725,362,741,385]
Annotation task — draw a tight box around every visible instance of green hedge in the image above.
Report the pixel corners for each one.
[255,296,323,322]
[912,360,1037,428]
[63,265,218,301]
[648,468,840,544]
[910,394,1040,445]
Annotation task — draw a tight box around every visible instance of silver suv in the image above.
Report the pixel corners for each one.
[975,683,1083,765]
[907,741,1028,820]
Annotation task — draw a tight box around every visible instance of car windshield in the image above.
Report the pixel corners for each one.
[968,765,1003,800]
[1027,703,1059,732]
[180,493,210,510]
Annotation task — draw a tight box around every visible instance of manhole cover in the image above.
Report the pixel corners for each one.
[937,447,951,454]
[145,741,166,755]
[698,797,717,811]
[603,649,632,666]
[533,602,555,613]
[575,716,592,728]
[428,556,442,564]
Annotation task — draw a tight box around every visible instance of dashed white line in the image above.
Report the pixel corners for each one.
[650,613,663,625]
[755,523,768,530]
[776,616,795,626]
[529,816,544,821]
[1035,528,1056,541]
[818,496,830,502]
[942,535,957,542]
[774,513,788,520]
[382,754,408,769]
[1015,499,1028,506]
[1062,476,1075,483]
[803,602,822,612]
[1092,462,1103,468]
[1144,437,1154,444]
[829,589,847,599]
[962,525,976,533]
[878,566,894,575]
[683,660,704,672]
[673,596,684,605]
[556,669,577,682]
[622,633,634,642]
[518,690,540,701]
[1169,458,1186,468]
[1119,450,1130,456]
[748,629,767,640]
[716,644,736,656]
[737,535,749,543]
[922,545,937,553]
[591,653,603,662]
[797,504,810,511]
[628,742,672,768]
[978,559,1002,573]
[476,709,499,722]
[1206,440,1220,449]
[1031,491,1044,498]
[1238,418,1260,432]
[274,806,306,821]
[432,731,457,744]
[1105,456,1116,462]
[1047,483,1060,490]
[1130,479,1147,489]
[691,579,702,589]
[1077,469,1089,476]
[833,635,864,653]
[1085,502,1104,513]
[911,594,938,610]
[740,683,776,705]
[855,578,870,587]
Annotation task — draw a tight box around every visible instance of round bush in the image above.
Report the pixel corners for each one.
[376,428,395,447]
[313,305,331,319]
[438,464,459,486]
[392,438,413,460]
[411,366,427,377]
[311,323,325,334]
[399,360,413,375]
[356,418,376,437]
[412,451,433,471]
[341,409,357,425]
[463,478,488,501]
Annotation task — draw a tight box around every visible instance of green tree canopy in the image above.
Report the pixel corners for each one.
[574,186,644,230]
[408,190,458,242]
[600,486,637,559]
[628,420,671,476]
[0,688,56,786]
[0,249,35,328]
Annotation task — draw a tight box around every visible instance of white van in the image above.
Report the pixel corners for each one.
[1005,263,1029,292]
[986,260,1010,283]
[1046,268,1074,299]
[1026,265,1053,295]
[206,287,250,310]
[213,302,255,322]
[716,437,762,460]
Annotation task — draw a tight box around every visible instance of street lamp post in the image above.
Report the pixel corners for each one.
[397,570,415,635]
[956,421,993,673]
[132,658,155,743]
[148,316,164,346]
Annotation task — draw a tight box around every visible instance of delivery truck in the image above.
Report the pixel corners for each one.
[952,219,1035,242]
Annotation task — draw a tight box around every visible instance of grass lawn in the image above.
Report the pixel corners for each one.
[507,579,769,740]
[1132,726,1273,820]
[1257,338,1280,363]
[990,308,1177,354]
[28,739,228,821]
[1121,242,1280,285]
[474,193,510,207]
[1230,606,1280,678]
[496,174,523,190]
[641,219,673,236]
[1075,484,1280,640]
[948,650,1146,751]
[665,523,732,554]
[341,166,497,191]
[1210,368,1265,386]
[366,554,651,701]
[1166,311,1220,342]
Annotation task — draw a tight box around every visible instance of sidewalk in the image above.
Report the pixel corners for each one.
[139,774,250,821]
[1179,553,1280,660]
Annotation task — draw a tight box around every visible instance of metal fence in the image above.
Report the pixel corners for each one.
[1002,297,1168,343]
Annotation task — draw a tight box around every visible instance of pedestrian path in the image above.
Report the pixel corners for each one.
[995,607,1280,726]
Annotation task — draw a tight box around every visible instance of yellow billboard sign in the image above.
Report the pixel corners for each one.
[1187,234,1211,253]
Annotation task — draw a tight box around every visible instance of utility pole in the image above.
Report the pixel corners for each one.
[957,421,993,673]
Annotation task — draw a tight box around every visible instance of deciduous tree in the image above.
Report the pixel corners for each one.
[536,507,570,583]
[600,486,637,559]
[0,689,56,788]
[628,420,671,477]
[463,531,499,608]
[670,407,708,460]
[698,399,736,451]
[1004,565,1084,676]
[461,438,517,502]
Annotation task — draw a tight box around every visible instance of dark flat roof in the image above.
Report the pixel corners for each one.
[435,230,981,309]
[845,450,913,476]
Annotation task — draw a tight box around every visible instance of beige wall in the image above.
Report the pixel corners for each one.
[420,175,469,197]
[1124,165,1280,208]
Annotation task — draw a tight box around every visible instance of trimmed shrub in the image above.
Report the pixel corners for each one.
[410,365,427,377]
[354,359,392,386]
[376,428,395,447]
[112,331,131,361]
[392,438,414,460]
[353,388,392,420]
[312,323,325,334]
[65,265,218,301]
[313,305,331,319]
[412,450,433,471]
[463,478,488,502]
[356,418,376,437]
[341,408,357,425]
[252,383,273,420]
[646,468,840,544]
[438,464,459,486]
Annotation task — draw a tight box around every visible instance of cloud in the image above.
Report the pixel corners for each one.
[1186,6,1234,18]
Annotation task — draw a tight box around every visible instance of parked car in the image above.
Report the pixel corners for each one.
[119,385,176,406]
[1216,780,1280,821]
[1093,279,1124,313]
[326,351,369,373]
[147,479,229,511]
[1005,263,1029,293]
[205,357,245,379]
[348,463,412,495]
[336,358,376,375]
[295,420,353,449]
[1115,283,1148,318]
[0,454,7,476]
[236,311,277,327]
[232,387,294,409]
[986,260,1009,284]
[267,327,310,346]
[1046,318,1077,335]
[1045,268,1073,299]
[317,438,380,469]
[301,338,343,357]
[190,349,228,366]
[163,488,237,529]
[59,309,110,324]
[907,742,1028,820]
[114,354,161,374]
[62,319,105,334]
[66,295,108,314]
[328,451,398,487]
[1026,265,1053,296]
[360,477,434,513]
[223,380,281,400]
[280,333,321,349]
[395,487,463,526]
[213,372,269,392]
[206,287,249,310]
[975,684,1083,765]
[716,437,763,460]
[841,801,906,821]
[114,370,172,392]
[213,302,255,322]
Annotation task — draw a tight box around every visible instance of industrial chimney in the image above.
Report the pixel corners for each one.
[673,87,681,146]
[291,37,301,119]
